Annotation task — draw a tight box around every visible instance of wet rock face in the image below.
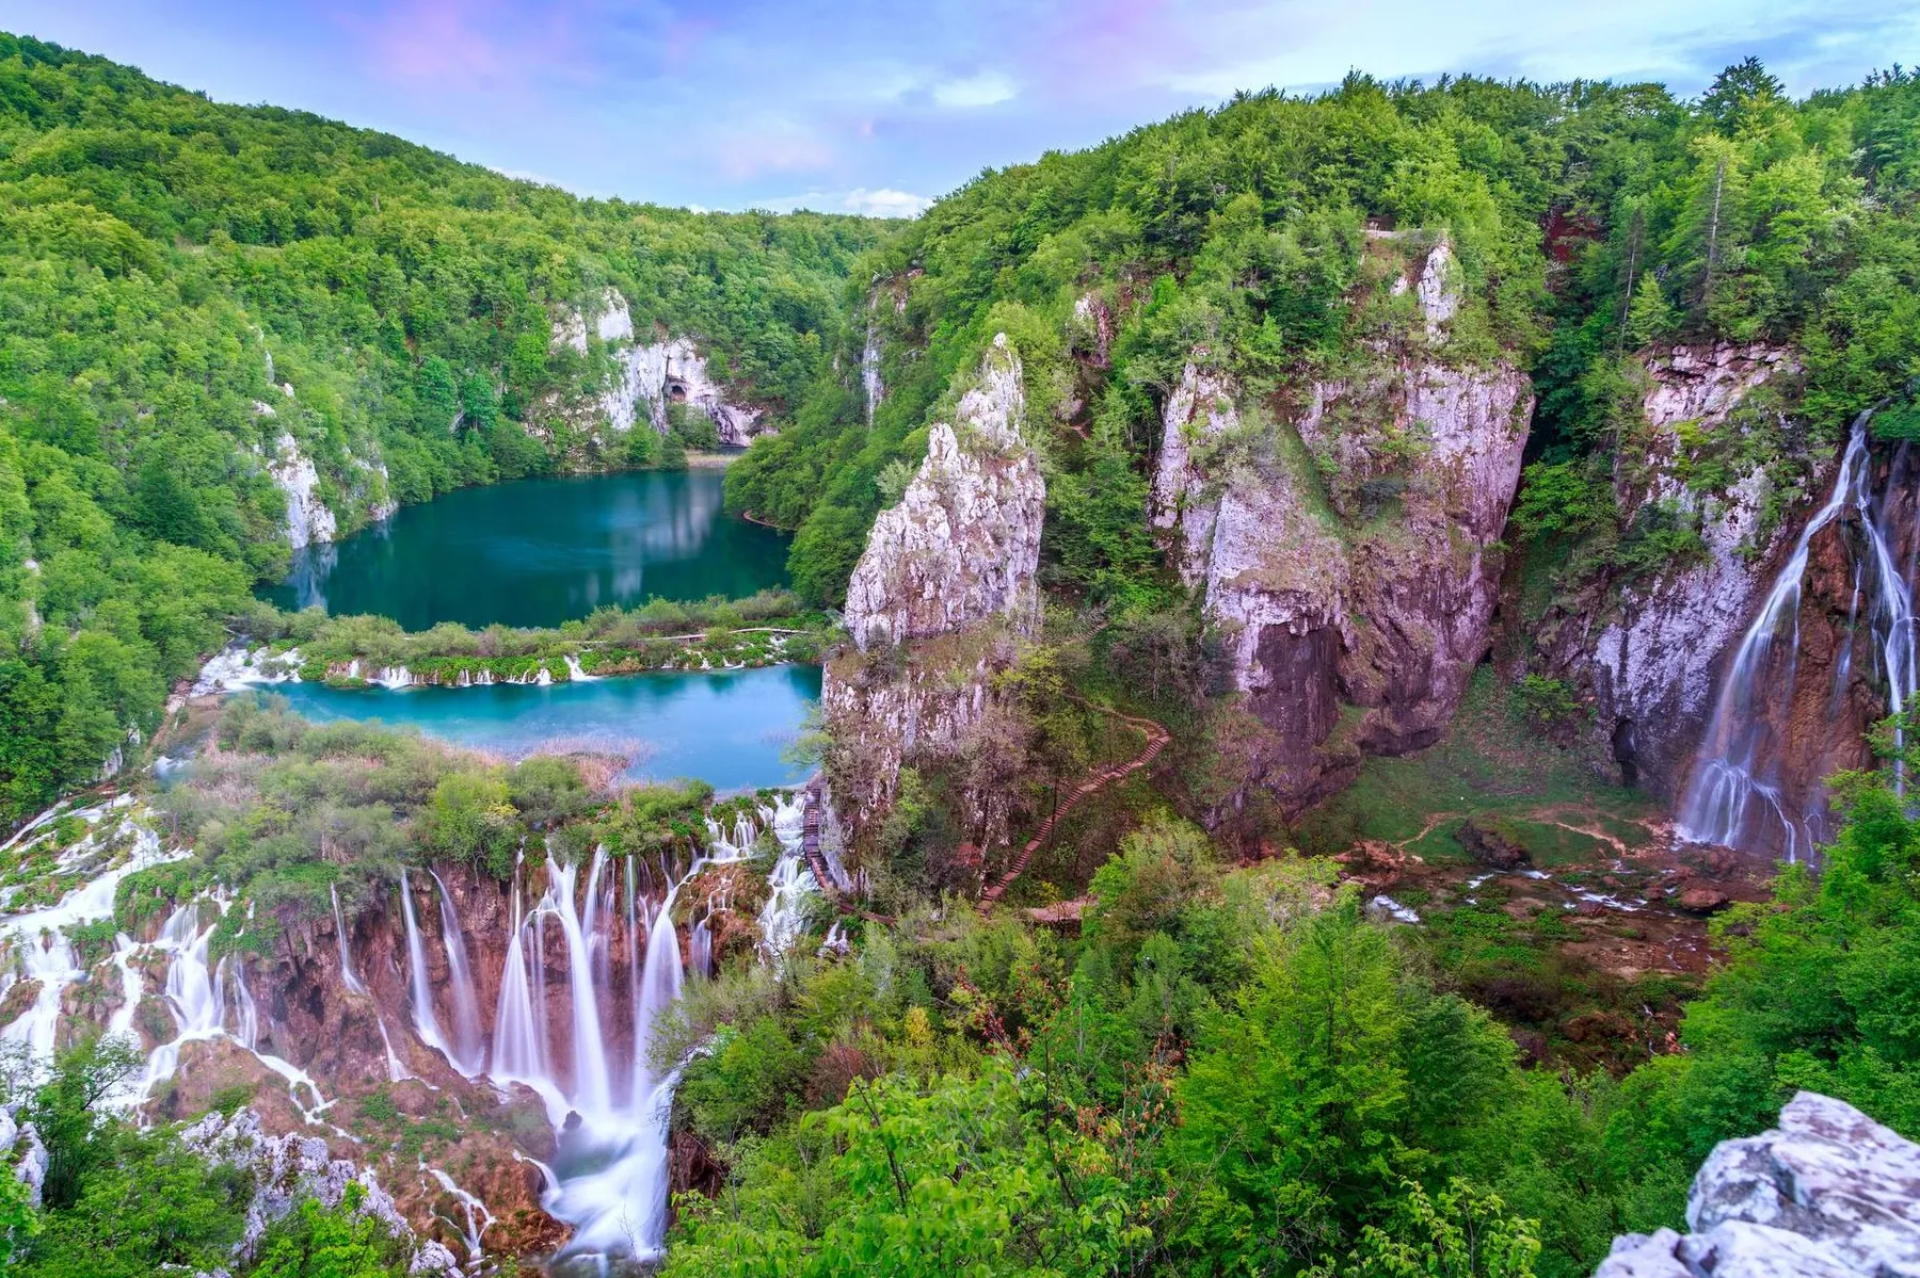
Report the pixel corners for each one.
[825,335,1044,843]
[1597,1092,1920,1277]
[1152,244,1531,815]
[1541,342,1804,800]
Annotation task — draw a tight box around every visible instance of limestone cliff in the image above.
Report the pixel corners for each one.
[1535,342,1821,799]
[823,335,1045,849]
[555,287,770,447]
[1597,1093,1920,1277]
[1153,240,1531,815]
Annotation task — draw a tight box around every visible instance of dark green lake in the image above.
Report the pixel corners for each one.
[265,469,790,630]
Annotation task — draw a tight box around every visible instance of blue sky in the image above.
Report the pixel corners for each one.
[2,0,1915,216]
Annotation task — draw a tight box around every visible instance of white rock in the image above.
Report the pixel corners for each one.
[602,335,766,446]
[1596,1093,1920,1278]
[841,334,1041,652]
[270,433,337,550]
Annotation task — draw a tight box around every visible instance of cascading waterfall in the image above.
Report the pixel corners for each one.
[431,871,485,1075]
[1678,412,1918,859]
[398,870,455,1063]
[168,789,823,1263]
[331,883,370,997]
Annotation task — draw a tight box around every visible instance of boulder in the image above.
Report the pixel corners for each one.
[1594,1092,1920,1277]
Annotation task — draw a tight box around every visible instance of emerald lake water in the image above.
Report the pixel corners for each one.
[263,665,821,791]
[266,469,790,630]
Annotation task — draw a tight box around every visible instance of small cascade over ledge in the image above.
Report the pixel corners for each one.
[1677,411,1920,859]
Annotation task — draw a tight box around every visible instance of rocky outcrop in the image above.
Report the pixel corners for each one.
[1540,342,1804,797]
[1597,1092,1920,1277]
[843,335,1041,651]
[1154,240,1531,815]
[181,1107,460,1275]
[270,433,337,551]
[824,335,1044,846]
[555,288,770,447]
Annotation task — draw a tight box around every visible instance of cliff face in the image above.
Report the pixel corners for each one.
[1153,241,1531,815]
[1597,1092,1920,1278]
[1539,343,1807,797]
[823,335,1045,847]
[558,288,770,448]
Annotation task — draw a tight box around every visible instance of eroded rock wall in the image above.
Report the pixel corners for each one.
[824,335,1044,847]
[1536,342,1817,799]
[1153,241,1531,815]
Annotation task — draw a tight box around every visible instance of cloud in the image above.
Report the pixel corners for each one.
[708,125,838,180]
[931,71,1017,108]
[341,0,589,93]
[841,188,934,217]
[752,188,933,218]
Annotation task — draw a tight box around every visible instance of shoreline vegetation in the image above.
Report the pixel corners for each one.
[225,590,834,690]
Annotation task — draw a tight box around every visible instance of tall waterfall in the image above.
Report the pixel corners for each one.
[0,788,821,1266]
[399,870,455,1064]
[1677,413,1918,858]
[431,871,485,1076]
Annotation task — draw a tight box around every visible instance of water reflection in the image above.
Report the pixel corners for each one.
[267,470,788,630]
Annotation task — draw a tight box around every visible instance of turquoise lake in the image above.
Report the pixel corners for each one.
[265,468,790,630]
[263,665,822,791]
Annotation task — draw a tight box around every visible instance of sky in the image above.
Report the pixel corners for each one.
[2,0,1916,217]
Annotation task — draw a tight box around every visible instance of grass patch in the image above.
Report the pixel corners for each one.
[1294,667,1655,856]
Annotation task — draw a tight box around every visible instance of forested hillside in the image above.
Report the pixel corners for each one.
[6,29,1920,1278]
[0,32,880,823]
[731,61,1920,610]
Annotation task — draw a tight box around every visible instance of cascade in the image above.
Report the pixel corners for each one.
[545,851,612,1114]
[564,653,597,682]
[223,954,260,1051]
[758,793,816,962]
[333,882,414,1081]
[398,871,455,1065]
[431,872,485,1075]
[331,883,369,997]
[862,309,884,425]
[1678,413,1918,858]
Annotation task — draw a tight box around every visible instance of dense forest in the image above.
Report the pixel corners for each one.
[3,24,1920,1278]
[730,61,1920,609]
[0,32,879,825]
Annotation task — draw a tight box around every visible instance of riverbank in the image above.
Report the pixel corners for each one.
[219,594,836,692]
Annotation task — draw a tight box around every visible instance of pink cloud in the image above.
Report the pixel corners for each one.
[708,125,837,180]
[341,0,591,92]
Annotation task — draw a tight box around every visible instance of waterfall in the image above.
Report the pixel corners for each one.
[398,871,454,1064]
[758,793,818,962]
[489,869,556,1112]
[861,310,884,425]
[564,653,597,682]
[1678,413,1918,859]
[431,872,485,1075]
[224,955,260,1051]
[331,883,369,997]
[544,852,611,1113]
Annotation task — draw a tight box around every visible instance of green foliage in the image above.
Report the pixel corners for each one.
[1515,676,1585,728]
[0,32,881,823]
[1307,1179,1541,1278]
[249,1187,409,1278]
